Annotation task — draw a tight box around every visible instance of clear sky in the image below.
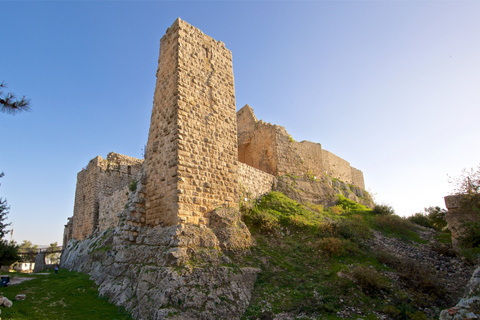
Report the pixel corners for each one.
[1,1,480,246]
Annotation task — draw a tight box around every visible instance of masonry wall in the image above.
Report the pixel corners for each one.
[98,186,129,233]
[237,105,365,189]
[71,153,142,240]
[237,105,278,175]
[145,18,238,227]
[238,162,276,200]
[63,217,73,248]
[276,128,325,179]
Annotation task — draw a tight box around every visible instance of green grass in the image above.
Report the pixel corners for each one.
[0,270,132,320]
[237,191,443,319]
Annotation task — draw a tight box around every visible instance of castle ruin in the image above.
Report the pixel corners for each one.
[64,18,365,245]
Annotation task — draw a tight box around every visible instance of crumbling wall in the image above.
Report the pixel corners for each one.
[238,162,276,200]
[237,105,278,175]
[144,18,238,227]
[444,195,480,253]
[70,152,142,241]
[237,105,365,189]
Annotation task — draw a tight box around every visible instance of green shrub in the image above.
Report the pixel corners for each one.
[372,204,395,215]
[244,210,280,233]
[407,213,433,228]
[350,265,388,296]
[425,206,448,230]
[128,180,138,192]
[316,237,344,257]
[249,192,323,230]
[330,206,344,215]
[374,214,418,238]
[336,195,371,214]
[337,215,372,243]
[316,221,339,237]
[383,305,402,319]
[316,237,360,257]
[287,214,316,229]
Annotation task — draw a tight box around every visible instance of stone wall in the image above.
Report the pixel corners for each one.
[276,128,324,179]
[144,18,238,227]
[444,194,480,253]
[237,104,365,188]
[70,152,142,241]
[237,105,278,175]
[98,186,129,233]
[66,18,367,245]
[63,217,73,248]
[238,162,276,200]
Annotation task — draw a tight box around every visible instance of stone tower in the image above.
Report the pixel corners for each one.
[144,18,238,226]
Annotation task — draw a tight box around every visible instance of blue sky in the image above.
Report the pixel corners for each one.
[1,1,480,245]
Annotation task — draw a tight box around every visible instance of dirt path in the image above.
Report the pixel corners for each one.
[6,273,50,286]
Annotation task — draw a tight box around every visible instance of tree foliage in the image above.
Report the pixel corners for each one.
[19,240,38,251]
[0,172,11,239]
[0,82,31,115]
[449,164,480,195]
[0,172,19,266]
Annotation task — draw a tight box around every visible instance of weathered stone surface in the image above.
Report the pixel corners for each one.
[14,294,26,301]
[144,18,238,228]
[60,17,373,320]
[209,208,252,251]
[2,297,12,308]
[68,152,142,242]
[275,175,373,209]
[61,225,259,320]
[444,194,480,253]
[440,266,480,320]
[237,104,365,189]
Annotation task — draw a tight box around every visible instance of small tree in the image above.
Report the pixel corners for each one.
[19,240,38,263]
[0,172,19,266]
[46,242,61,264]
[0,82,31,115]
[449,165,480,195]
[425,206,448,230]
[449,165,480,260]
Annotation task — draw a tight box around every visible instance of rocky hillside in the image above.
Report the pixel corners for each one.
[235,191,474,320]
[61,177,476,320]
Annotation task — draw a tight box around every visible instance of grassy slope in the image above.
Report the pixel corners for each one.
[0,270,132,320]
[0,191,453,320]
[235,191,451,320]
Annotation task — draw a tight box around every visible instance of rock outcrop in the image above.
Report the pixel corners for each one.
[275,175,374,209]
[61,221,259,320]
[440,266,480,320]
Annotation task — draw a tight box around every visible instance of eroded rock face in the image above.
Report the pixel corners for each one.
[444,195,480,254]
[439,266,480,320]
[61,217,259,320]
[275,175,374,209]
